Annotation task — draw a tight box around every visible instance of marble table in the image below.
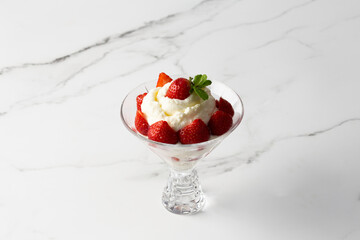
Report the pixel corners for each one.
[1,0,360,239]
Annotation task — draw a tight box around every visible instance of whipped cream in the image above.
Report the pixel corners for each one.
[141,82,216,131]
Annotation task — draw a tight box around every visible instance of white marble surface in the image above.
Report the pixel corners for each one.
[1,0,360,239]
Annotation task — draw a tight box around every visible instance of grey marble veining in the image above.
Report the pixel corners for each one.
[1,0,360,239]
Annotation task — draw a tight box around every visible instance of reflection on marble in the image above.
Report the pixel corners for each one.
[1,0,360,239]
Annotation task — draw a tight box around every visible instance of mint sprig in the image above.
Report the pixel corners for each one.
[189,74,212,100]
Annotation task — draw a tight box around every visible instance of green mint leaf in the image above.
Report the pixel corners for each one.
[198,74,207,86]
[193,74,203,86]
[189,74,212,99]
[194,87,209,100]
[199,80,212,88]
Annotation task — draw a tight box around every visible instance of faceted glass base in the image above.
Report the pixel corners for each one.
[162,169,205,214]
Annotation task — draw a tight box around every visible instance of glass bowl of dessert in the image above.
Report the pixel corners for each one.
[120,73,244,214]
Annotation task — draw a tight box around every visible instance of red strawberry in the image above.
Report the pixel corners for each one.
[216,97,234,117]
[148,120,178,144]
[208,110,233,136]
[135,111,149,136]
[156,72,173,87]
[136,93,147,111]
[179,119,210,144]
[165,78,191,100]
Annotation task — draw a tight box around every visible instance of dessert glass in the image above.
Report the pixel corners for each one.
[120,80,244,214]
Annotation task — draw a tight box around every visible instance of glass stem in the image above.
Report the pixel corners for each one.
[162,169,205,214]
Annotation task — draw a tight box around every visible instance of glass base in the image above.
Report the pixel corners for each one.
[162,169,205,214]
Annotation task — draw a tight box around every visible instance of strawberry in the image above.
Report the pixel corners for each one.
[135,110,149,136]
[156,72,173,87]
[208,110,233,136]
[179,119,210,144]
[148,120,178,144]
[136,93,147,111]
[165,78,191,100]
[216,97,234,117]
